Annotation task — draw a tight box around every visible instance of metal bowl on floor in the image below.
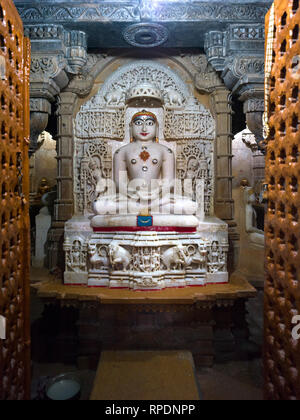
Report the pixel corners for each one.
[45,373,81,401]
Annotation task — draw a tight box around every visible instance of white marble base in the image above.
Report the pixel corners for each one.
[87,229,228,290]
[87,271,110,287]
[63,215,229,290]
[64,271,88,285]
[206,272,228,284]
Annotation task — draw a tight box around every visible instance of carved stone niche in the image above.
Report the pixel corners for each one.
[26,24,88,155]
[63,59,229,290]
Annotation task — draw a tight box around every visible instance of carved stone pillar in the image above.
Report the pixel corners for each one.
[25,24,87,155]
[211,87,234,222]
[211,87,238,273]
[55,91,77,222]
[47,91,78,270]
[193,55,237,272]
[205,24,265,150]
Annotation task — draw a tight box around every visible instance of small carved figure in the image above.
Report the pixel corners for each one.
[186,158,199,179]
[210,241,219,263]
[105,89,124,105]
[109,243,131,271]
[89,158,107,198]
[208,241,226,273]
[66,239,86,273]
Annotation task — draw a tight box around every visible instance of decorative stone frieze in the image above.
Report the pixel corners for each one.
[147,3,270,22]
[16,2,270,24]
[85,230,229,290]
[17,2,140,23]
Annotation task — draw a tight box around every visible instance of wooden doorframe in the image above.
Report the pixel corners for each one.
[0,0,31,400]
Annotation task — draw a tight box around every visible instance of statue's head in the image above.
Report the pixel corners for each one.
[73,240,81,251]
[187,158,199,172]
[89,158,100,170]
[130,110,159,143]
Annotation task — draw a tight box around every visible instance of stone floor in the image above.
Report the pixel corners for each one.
[31,357,263,400]
[196,359,263,400]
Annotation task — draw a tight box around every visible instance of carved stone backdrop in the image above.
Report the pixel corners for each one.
[74,60,216,216]
[176,141,213,215]
[75,141,112,214]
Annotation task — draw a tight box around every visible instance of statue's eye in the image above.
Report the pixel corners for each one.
[134,120,143,126]
[146,121,154,126]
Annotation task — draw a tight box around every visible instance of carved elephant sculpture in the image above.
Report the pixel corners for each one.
[109,243,131,271]
[105,89,124,105]
[161,245,191,271]
[165,89,183,106]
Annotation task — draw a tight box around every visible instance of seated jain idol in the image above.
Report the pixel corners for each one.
[93,110,198,225]
[64,75,229,290]
[87,109,228,290]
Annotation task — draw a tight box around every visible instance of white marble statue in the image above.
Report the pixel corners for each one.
[93,110,198,216]
[244,186,264,246]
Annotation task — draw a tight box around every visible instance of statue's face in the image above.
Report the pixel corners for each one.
[132,115,156,142]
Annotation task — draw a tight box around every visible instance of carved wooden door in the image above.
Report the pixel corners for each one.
[264,0,300,400]
[0,0,31,400]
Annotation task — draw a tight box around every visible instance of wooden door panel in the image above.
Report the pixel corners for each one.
[0,0,30,400]
[264,0,300,400]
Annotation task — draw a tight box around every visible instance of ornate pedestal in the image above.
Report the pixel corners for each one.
[64,215,229,290]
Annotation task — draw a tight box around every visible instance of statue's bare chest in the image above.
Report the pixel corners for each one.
[124,143,164,178]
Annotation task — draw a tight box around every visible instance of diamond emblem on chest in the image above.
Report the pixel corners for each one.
[139,150,150,162]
